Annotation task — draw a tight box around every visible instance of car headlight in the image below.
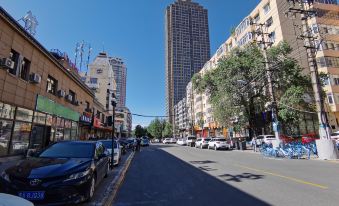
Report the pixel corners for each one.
[64,169,91,182]
[1,171,10,182]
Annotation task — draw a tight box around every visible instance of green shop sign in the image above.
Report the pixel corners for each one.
[36,95,80,121]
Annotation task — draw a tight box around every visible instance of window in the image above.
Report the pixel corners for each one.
[266,17,273,27]
[19,58,30,81]
[253,13,260,23]
[269,31,276,43]
[80,77,86,82]
[0,119,13,156]
[263,3,270,14]
[69,90,76,103]
[328,94,334,104]
[85,101,90,110]
[334,78,339,85]
[47,75,58,95]
[9,49,19,75]
[90,78,98,84]
[10,121,31,155]
[97,68,103,74]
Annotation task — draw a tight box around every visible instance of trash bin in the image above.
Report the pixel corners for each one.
[240,141,246,150]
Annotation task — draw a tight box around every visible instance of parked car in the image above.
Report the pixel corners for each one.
[208,138,231,150]
[176,138,187,146]
[153,138,160,143]
[186,136,196,147]
[163,138,171,144]
[141,137,150,146]
[100,140,122,166]
[0,141,110,205]
[195,138,212,149]
[256,135,276,145]
[170,138,177,144]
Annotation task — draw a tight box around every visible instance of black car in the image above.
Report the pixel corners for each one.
[0,141,110,205]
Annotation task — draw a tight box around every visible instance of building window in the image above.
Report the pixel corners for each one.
[90,78,98,84]
[266,17,273,27]
[47,75,58,95]
[97,68,103,74]
[69,90,76,103]
[328,94,335,104]
[334,77,339,85]
[9,49,19,75]
[253,13,260,23]
[19,58,30,81]
[263,3,270,14]
[269,31,276,43]
[80,77,86,82]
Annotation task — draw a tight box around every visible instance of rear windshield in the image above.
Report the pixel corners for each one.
[188,137,196,140]
[101,140,117,149]
[266,136,276,139]
[204,138,211,141]
[215,138,226,141]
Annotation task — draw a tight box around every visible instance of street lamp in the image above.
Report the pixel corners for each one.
[106,93,117,170]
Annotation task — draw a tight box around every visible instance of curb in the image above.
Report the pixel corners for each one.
[102,151,135,206]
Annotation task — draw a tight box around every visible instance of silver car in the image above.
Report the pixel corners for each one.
[208,138,231,150]
[195,138,211,149]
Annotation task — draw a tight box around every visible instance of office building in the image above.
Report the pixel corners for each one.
[165,0,210,124]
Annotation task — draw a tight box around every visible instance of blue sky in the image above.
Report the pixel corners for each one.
[0,0,259,128]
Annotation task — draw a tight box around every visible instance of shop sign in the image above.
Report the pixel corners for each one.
[93,118,102,128]
[80,112,92,123]
[36,95,80,121]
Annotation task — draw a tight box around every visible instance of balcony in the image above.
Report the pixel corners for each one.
[87,82,99,90]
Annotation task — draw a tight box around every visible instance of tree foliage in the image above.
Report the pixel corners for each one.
[147,119,165,139]
[193,41,315,135]
[162,122,173,138]
[134,125,146,138]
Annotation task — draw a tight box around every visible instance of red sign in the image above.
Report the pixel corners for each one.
[93,118,102,128]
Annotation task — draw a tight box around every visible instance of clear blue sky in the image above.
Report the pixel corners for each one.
[0,0,259,128]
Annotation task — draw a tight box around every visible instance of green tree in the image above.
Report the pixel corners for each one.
[147,118,164,139]
[134,125,146,138]
[193,42,314,136]
[162,122,173,138]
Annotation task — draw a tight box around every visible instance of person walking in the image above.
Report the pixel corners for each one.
[252,137,257,152]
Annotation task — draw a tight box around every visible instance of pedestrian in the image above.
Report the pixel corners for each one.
[252,137,257,152]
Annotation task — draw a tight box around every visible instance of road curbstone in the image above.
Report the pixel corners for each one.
[102,151,135,206]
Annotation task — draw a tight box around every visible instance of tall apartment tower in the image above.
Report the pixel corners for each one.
[165,0,210,124]
[109,57,127,107]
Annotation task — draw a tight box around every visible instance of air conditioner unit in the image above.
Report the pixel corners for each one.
[65,94,73,102]
[57,90,66,98]
[29,73,41,84]
[0,58,15,70]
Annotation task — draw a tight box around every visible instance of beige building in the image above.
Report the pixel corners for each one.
[188,0,339,137]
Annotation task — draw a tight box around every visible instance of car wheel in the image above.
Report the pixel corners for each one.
[214,145,217,151]
[86,175,96,201]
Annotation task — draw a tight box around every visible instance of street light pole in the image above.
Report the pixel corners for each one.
[110,93,117,170]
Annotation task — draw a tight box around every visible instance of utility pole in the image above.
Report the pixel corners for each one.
[286,0,338,159]
[252,21,281,144]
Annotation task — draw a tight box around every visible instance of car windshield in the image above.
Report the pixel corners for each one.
[332,132,339,136]
[101,140,117,149]
[188,137,196,140]
[39,142,94,158]
[204,138,211,141]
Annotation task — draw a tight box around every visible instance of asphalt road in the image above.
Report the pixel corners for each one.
[114,144,339,206]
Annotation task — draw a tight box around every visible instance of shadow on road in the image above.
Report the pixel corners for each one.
[189,160,216,164]
[114,145,270,206]
[219,173,265,182]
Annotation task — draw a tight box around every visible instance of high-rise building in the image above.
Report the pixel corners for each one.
[165,0,210,124]
[109,57,127,107]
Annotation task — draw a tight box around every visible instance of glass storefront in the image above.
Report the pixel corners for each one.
[0,101,80,157]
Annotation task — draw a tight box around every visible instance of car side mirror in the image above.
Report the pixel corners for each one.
[26,149,39,158]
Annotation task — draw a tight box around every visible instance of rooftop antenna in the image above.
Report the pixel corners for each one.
[86,44,92,75]
[18,11,38,36]
[74,42,80,68]
[79,40,85,71]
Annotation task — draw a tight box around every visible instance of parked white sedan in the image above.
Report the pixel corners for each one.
[195,138,211,149]
[163,138,171,144]
[208,138,231,150]
[176,138,187,145]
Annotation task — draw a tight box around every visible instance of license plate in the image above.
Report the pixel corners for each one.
[18,191,45,200]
